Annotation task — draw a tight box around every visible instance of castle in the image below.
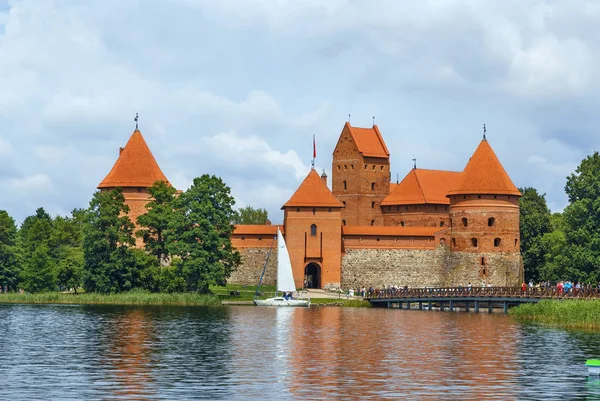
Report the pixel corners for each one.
[99,122,523,290]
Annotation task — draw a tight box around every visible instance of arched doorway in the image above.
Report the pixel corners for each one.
[304,263,321,289]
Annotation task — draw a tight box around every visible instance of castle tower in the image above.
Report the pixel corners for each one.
[98,129,171,245]
[282,169,344,289]
[332,122,390,226]
[446,137,522,284]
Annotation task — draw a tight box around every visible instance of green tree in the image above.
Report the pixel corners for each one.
[167,174,241,293]
[19,207,53,254]
[83,188,137,293]
[21,244,55,292]
[561,152,600,282]
[136,180,176,263]
[539,213,568,282]
[232,206,268,225]
[56,246,84,293]
[519,187,552,282]
[0,210,20,291]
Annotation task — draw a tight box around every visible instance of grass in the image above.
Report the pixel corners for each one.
[510,299,600,330]
[210,283,275,302]
[309,298,371,307]
[0,290,221,306]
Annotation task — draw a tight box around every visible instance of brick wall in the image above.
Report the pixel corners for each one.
[382,204,450,228]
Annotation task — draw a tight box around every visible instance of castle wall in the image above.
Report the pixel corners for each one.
[443,251,523,287]
[227,246,278,286]
[381,204,450,228]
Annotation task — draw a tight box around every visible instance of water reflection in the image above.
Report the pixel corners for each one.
[2,304,600,400]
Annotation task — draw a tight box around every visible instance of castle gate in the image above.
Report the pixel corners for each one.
[304,263,321,289]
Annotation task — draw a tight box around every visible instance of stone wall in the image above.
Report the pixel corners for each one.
[341,247,448,289]
[443,251,523,287]
[340,245,522,290]
[227,247,278,286]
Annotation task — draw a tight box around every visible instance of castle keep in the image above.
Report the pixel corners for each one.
[100,123,523,290]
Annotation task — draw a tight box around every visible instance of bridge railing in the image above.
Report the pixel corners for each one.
[368,286,600,300]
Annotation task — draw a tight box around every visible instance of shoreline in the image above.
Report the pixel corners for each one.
[0,292,371,308]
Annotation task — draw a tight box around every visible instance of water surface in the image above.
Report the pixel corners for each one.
[1,304,599,400]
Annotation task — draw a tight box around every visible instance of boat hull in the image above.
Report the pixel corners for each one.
[254,297,310,307]
[587,365,600,375]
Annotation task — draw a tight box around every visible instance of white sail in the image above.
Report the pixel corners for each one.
[276,228,296,293]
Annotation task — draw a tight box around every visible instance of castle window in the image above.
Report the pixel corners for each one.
[258,237,262,241]
[463,195,466,199]
[310,224,317,236]
[452,238,456,247]
[342,220,346,225]
[481,257,485,266]
[343,181,347,190]
[494,195,497,199]
[488,217,495,227]
[478,195,481,199]
[351,165,354,169]
[380,166,384,170]
[494,238,501,247]
[471,238,478,247]
[372,165,375,170]
[371,182,375,190]
[337,165,340,170]
[364,165,368,169]
[312,208,316,215]
[462,218,468,227]
[343,201,346,206]
[344,165,347,170]
[371,202,375,209]
[241,236,245,240]
[296,208,300,212]
[400,221,405,227]
[376,237,380,241]
[371,220,375,226]
[328,208,332,212]
[515,238,518,247]
[440,221,445,227]
[450,218,453,227]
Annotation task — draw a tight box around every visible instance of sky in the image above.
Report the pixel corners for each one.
[1,0,599,224]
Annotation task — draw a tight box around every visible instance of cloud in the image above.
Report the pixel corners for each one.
[1,0,600,223]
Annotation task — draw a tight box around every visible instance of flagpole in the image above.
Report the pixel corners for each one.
[312,134,316,169]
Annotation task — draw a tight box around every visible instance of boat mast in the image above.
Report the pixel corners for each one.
[255,234,276,297]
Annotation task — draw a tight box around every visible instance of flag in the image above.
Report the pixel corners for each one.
[313,134,316,159]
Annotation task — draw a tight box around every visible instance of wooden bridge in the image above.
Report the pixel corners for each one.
[367,286,600,313]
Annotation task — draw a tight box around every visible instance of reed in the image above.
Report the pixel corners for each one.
[510,299,600,330]
[0,290,221,306]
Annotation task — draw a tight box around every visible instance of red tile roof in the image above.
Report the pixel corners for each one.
[389,182,398,192]
[448,139,521,197]
[98,130,170,188]
[282,169,344,208]
[344,122,390,158]
[234,225,284,235]
[382,169,462,205]
[342,225,440,237]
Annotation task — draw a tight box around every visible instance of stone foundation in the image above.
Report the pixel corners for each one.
[227,247,278,286]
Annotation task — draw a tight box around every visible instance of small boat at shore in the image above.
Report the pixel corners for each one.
[586,359,600,375]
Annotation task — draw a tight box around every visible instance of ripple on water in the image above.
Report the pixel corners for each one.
[1,304,600,400]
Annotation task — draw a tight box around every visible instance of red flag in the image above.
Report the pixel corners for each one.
[313,134,316,158]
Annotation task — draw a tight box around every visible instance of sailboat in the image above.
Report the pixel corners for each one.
[254,228,310,307]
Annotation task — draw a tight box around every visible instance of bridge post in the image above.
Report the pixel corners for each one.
[503,301,508,313]
[488,302,493,313]
[387,301,391,309]
[399,301,403,309]
[474,300,479,313]
[449,300,453,311]
[440,302,444,311]
[407,302,411,310]
[428,301,432,311]
[418,302,422,310]
[465,301,469,312]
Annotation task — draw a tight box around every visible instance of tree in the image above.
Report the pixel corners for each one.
[21,244,55,293]
[519,187,552,282]
[136,180,176,263]
[232,206,268,225]
[0,211,20,291]
[539,213,568,282]
[561,152,600,282]
[167,174,241,293]
[83,188,138,293]
[19,207,53,254]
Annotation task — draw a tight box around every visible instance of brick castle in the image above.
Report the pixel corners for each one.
[99,123,523,290]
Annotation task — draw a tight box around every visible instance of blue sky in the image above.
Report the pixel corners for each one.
[0,0,598,223]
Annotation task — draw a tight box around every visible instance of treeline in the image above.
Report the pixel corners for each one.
[0,174,248,294]
[521,152,600,284]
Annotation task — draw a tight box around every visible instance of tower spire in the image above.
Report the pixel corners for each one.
[412,156,417,169]
[372,116,375,126]
[134,113,139,130]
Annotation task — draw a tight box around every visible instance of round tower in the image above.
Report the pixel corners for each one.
[447,137,522,284]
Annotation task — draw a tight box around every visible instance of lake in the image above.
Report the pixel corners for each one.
[1,304,600,400]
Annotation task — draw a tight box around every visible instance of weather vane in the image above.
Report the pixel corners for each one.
[135,113,139,130]
[412,156,417,169]
[483,123,486,140]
